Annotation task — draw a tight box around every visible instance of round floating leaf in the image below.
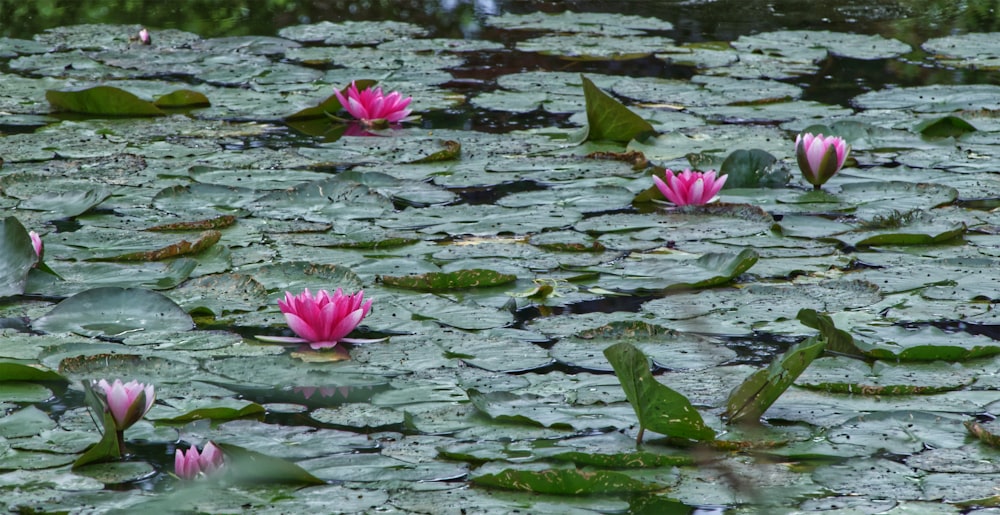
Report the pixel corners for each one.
[593,249,759,294]
[46,86,165,116]
[0,405,56,438]
[18,186,112,219]
[797,357,975,395]
[812,458,923,500]
[34,287,194,337]
[468,389,636,432]
[380,269,516,292]
[74,461,156,485]
[471,462,665,495]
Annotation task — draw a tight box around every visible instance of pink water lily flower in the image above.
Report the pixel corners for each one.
[96,379,155,431]
[175,441,224,479]
[333,81,412,125]
[795,133,850,189]
[28,230,43,262]
[138,28,151,45]
[258,288,383,350]
[652,169,727,206]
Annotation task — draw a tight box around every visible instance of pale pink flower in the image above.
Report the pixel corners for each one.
[795,133,850,188]
[258,288,382,350]
[28,231,42,261]
[652,169,727,206]
[333,81,412,125]
[175,441,224,480]
[96,379,155,431]
[138,28,151,45]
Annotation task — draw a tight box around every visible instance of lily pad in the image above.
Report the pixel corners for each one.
[46,86,165,116]
[33,287,194,337]
[471,462,665,494]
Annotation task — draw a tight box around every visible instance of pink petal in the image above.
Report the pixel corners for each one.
[327,308,364,342]
[284,312,321,342]
[255,335,311,344]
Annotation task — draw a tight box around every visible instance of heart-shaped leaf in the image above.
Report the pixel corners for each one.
[603,341,715,443]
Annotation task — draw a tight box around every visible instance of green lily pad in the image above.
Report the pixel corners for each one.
[468,389,637,432]
[46,86,166,116]
[590,249,759,294]
[380,269,516,292]
[471,462,665,495]
[923,32,1000,70]
[17,186,112,219]
[33,286,194,337]
[797,357,976,395]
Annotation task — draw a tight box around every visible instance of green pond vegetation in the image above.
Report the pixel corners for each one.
[6,2,1000,513]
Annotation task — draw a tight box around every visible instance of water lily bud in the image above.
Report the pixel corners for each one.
[28,230,43,262]
[95,379,155,431]
[175,441,224,479]
[795,133,850,188]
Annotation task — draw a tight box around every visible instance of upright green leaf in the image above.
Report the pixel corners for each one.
[380,269,516,291]
[724,336,827,424]
[472,464,662,494]
[581,75,655,143]
[914,115,977,138]
[216,443,326,485]
[73,411,121,469]
[796,308,866,357]
[46,86,165,116]
[0,217,37,297]
[719,149,790,188]
[0,363,67,383]
[603,342,714,443]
